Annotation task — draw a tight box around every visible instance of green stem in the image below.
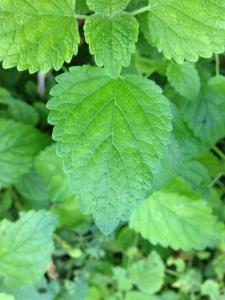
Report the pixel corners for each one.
[210,172,224,187]
[165,269,180,277]
[75,14,88,20]
[215,54,220,76]
[213,145,225,161]
[131,5,151,16]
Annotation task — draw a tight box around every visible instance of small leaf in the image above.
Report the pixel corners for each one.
[48,66,172,235]
[84,1,139,76]
[130,190,220,250]
[0,211,57,288]
[128,251,164,294]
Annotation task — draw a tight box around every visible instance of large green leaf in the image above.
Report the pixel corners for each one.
[0,119,49,188]
[147,0,225,63]
[84,0,139,76]
[130,190,220,250]
[48,66,171,234]
[0,211,57,288]
[128,251,164,294]
[0,0,79,73]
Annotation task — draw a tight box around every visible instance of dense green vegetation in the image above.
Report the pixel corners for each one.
[0,0,225,299]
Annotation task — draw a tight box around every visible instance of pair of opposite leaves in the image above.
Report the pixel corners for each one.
[1,0,225,235]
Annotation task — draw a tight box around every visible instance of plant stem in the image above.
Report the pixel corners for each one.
[215,54,220,76]
[75,14,88,20]
[165,269,180,277]
[213,145,225,161]
[131,5,151,16]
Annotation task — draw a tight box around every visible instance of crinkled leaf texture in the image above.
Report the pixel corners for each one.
[147,0,225,63]
[84,0,139,76]
[0,0,79,73]
[0,118,49,188]
[128,251,164,294]
[0,210,57,288]
[130,190,220,251]
[48,66,172,235]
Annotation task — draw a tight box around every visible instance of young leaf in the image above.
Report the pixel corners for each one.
[0,119,49,188]
[147,0,225,63]
[48,66,172,235]
[84,0,139,76]
[0,210,57,288]
[166,62,200,100]
[0,0,79,73]
[130,191,220,250]
[128,251,164,294]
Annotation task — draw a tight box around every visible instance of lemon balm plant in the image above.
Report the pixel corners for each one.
[0,0,225,299]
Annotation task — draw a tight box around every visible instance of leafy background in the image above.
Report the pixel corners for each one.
[0,0,225,299]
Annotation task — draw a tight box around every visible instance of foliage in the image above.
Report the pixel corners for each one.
[0,0,225,299]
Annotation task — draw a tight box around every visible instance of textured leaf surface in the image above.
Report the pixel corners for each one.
[147,0,225,63]
[48,66,171,234]
[0,119,49,188]
[0,0,79,73]
[130,191,220,250]
[84,1,138,76]
[167,62,200,100]
[0,211,57,287]
[128,251,164,294]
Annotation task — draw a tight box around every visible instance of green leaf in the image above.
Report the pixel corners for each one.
[0,88,39,125]
[130,190,220,250]
[125,291,158,300]
[167,62,200,100]
[128,251,164,294]
[0,119,49,188]
[48,66,172,235]
[0,210,57,288]
[84,1,139,76]
[0,0,79,73]
[0,293,15,300]
[35,144,74,202]
[183,79,225,145]
[201,280,221,300]
[147,0,225,63]
[86,0,130,13]
[15,168,49,210]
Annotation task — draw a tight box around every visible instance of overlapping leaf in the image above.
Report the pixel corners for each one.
[48,66,172,234]
[146,0,225,63]
[0,211,57,287]
[0,119,49,188]
[0,0,79,73]
[130,188,220,250]
[85,0,139,76]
